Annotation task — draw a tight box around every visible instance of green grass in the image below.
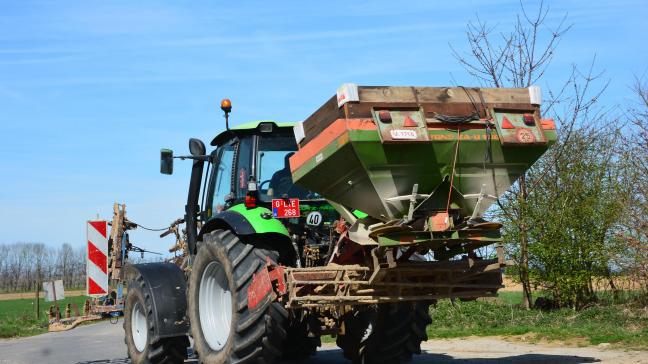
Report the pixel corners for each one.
[428,291,648,350]
[0,296,90,338]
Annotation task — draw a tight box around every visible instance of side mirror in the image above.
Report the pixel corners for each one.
[189,138,206,156]
[160,149,173,175]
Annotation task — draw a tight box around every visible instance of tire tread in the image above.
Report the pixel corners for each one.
[190,229,288,364]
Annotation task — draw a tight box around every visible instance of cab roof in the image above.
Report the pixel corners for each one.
[210,120,296,146]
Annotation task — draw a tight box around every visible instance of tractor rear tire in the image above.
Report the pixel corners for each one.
[282,313,321,359]
[124,274,189,364]
[336,308,373,363]
[337,301,432,364]
[188,229,288,364]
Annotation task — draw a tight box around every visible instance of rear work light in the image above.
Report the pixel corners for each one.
[259,122,273,133]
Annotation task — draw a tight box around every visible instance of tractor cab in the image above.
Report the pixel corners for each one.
[160,100,339,267]
[205,120,338,267]
[207,120,319,215]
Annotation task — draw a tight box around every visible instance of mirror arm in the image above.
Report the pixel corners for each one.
[175,155,212,162]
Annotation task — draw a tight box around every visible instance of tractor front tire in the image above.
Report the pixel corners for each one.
[188,229,288,364]
[124,274,188,364]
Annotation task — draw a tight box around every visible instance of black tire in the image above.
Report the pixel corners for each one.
[188,229,288,364]
[337,301,432,364]
[124,274,189,364]
[282,312,321,359]
[336,308,373,363]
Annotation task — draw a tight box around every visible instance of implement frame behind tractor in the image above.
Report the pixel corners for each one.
[283,247,507,308]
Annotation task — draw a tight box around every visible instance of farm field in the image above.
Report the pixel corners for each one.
[0,295,89,337]
[0,289,86,301]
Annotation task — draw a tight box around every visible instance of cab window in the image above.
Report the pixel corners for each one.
[256,133,314,201]
[208,143,234,216]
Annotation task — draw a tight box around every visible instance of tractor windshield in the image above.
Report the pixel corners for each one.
[256,133,320,201]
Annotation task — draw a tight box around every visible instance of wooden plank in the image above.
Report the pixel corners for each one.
[358,86,530,104]
[358,86,419,103]
[300,95,345,145]
[348,102,481,119]
[300,86,536,146]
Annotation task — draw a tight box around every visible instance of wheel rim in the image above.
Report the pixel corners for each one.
[131,302,148,352]
[361,322,373,342]
[199,260,232,351]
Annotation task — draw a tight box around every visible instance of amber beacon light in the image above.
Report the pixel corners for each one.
[221,98,232,130]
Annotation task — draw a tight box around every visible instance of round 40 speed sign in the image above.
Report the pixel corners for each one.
[306,211,322,226]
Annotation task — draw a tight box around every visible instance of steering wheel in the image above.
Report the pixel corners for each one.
[259,179,271,194]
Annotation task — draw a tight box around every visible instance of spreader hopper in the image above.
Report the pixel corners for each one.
[290,84,556,222]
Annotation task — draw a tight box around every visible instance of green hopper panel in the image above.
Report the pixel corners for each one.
[290,85,556,221]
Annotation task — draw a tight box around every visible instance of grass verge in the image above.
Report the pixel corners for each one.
[428,291,648,350]
[0,296,89,338]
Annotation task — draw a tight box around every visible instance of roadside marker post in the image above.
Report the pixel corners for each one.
[86,220,109,297]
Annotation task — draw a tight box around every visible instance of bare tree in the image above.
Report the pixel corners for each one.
[56,243,75,288]
[618,75,648,297]
[0,244,7,288]
[73,246,87,288]
[451,1,571,309]
[450,1,624,309]
[0,242,88,293]
[451,1,571,88]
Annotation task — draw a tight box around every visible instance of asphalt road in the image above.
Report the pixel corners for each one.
[0,321,646,364]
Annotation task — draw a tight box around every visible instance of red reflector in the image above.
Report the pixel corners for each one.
[245,194,256,208]
[501,116,515,129]
[523,114,535,126]
[403,116,418,127]
[378,110,392,123]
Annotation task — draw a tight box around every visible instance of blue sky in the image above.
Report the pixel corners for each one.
[0,0,646,254]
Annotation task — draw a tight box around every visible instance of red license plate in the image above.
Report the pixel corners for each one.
[272,198,300,218]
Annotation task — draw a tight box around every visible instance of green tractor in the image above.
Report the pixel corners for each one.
[123,85,556,364]
[123,112,339,363]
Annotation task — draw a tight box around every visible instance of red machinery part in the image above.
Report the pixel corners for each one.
[247,257,287,310]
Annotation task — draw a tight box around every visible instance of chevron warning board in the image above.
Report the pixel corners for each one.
[86,220,109,297]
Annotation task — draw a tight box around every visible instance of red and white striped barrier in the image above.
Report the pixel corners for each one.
[86,220,109,296]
